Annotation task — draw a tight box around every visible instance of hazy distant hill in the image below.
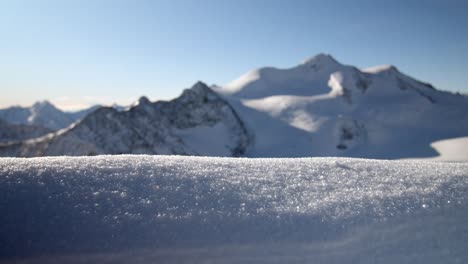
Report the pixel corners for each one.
[0,101,99,130]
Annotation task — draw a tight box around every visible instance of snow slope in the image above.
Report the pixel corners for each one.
[429,137,468,162]
[0,156,467,263]
[223,54,342,99]
[216,54,468,159]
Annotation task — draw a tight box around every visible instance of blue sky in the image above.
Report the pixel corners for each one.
[1,0,467,110]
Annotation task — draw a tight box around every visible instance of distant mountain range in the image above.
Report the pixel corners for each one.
[0,102,125,142]
[0,101,100,130]
[1,54,467,160]
[0,83,250,157]
[0,102,100,142]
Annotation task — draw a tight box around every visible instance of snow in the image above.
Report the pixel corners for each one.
[217,54,468,160]
[429,137,468,162]
[0,155,467,263]
[405,136,468,162]
[362,64,399,74]
[174,123,233,156]
[219,53,342,99]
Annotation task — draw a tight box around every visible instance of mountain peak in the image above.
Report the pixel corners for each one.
[300,53,340,67]
[187,81,214,96]
[137,96,151,105]
[178,81,219,104]
[191,81,210,90]
[131,96,153,111]
[32,100,56,110]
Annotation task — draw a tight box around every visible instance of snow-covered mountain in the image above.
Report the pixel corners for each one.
[0,82,251,157]
[0,118,51,143]
[216,53,468,160]
[0,101,99,130]
[1,54,467,159]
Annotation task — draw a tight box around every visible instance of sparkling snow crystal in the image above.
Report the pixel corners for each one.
[0,156,467,263]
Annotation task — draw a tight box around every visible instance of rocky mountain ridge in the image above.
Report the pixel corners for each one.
[0,82,251,157]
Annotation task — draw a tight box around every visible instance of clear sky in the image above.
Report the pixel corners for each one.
[1,0,467,110]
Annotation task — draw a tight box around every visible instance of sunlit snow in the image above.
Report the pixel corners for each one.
[0,155,467,263]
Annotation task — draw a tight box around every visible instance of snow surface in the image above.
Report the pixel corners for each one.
[0,155,467,263]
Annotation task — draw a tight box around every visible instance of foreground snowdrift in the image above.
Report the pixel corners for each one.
[0,156,467,263]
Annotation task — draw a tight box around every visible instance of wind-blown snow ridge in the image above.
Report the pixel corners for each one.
[0,156,467,263]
